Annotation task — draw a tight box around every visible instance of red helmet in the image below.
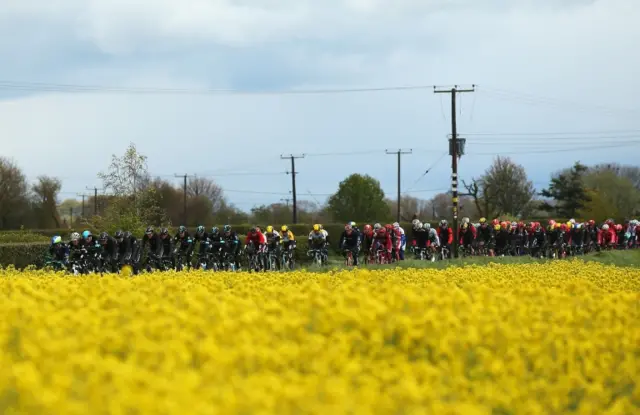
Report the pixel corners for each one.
[588,219,595,226]
[364,224,372,233]
[561,224,568,231]
[616,224,623,231]
[492,218,499,226]
[518,221,525,228]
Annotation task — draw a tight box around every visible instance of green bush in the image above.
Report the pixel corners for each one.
[0,231,50,244]
[0,243,49,269]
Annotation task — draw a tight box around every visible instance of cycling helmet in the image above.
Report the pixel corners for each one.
[510,221,517,228]
[178,225,187,234]
[161,228,169,236]
[439,220,448,227]
[51,236,62,245]
[569,218,576,225]
[518,221,524,228]
[491,219,499,226]
[223,225,231,233]
[602,224,609,231]
[392,222,400,229]
[616,224,623,232]
[479,217,486,224]
[413,221,422,231]
[560,224,568,231]
[82,230,91,239]
[250,227,257,233]
[588,219,595,226]
[349,221,356,227]
[145,226,154,235]
[313,224,320,232]
[575,223,582,230]
[363,224,372,232]
[384,224,393,230]
[373,223,381,230]
[462,217,470,224]
[196,225,205,235]
[423,223,431,231]
[266,225,273,233]
[71,232,81,241]
[99,232,109,241]
[114,230,124,239]
[210,226,219,235]
[412,218,420,226]
[281,225,288,232]
[494,224,501,231]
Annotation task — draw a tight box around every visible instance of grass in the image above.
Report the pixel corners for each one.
[314,249,640,271]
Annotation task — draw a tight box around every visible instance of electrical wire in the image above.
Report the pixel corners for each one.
[467,141,640,155]
[0,80,437,96]
[403,152,448,193]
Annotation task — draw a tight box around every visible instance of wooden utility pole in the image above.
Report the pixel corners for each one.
[281,154,305,224]
[434,85,475,258]
[86,186,104,215]
[386,149,412,222]
[174,174,195,225]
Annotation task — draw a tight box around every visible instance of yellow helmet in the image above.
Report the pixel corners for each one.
[266,225,273,233]
[566,221,572,229]
[281,225,288,232]
[479,217,486,224]
[313,224,320,232]
[494,224,501,231]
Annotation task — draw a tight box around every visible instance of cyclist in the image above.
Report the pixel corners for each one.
[173,226,194,269]
[371,223,392,263]
[340,224,360,265]
[361,224,375,260]
[222,225,241,269]
[193,225,210,265]
[425,224,440,257]
[571,223,585,254]
[459,222,476,255]
[308,224,328,264]
[142,227,163,269]
[477,218,494,256]
[437,220,453,258]
[99,232,119,272]
[318,224,330,246]
[279,225,296,253]
[158,228,174,268]
[264,225,282,269]
[208,227,225,262]
[47,235,69,268]
[392,222,406,260]
[245,226,267,269]
[494,222,510,256]
[115,230,140,272]
[529,223,547,258]
[599,224,616,249]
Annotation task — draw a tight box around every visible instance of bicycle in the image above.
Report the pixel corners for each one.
[343,249,355,267]
[281,246,295,271]
[307,249,326,267]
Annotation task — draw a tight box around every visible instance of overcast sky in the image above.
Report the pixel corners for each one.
[2,0,639,210]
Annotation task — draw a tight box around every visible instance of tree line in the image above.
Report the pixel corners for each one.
[1,143,639,232]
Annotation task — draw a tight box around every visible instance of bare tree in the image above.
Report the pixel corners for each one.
[32,176,62,228]
[187,177,226,212]
[0,157,29,229]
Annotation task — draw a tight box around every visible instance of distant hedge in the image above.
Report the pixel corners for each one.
[0,243,49,269]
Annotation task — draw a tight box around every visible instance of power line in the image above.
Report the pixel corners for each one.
[403,152,448,193]
[462,130,640,137]
[0,80,438,96]
[467,142,640,155]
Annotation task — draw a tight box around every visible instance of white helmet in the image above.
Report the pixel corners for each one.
[602,224,609,231]
[393,222,400,229]
[411,218,420,226]
[374,223,381,230]
[70,232,80,241]
[462,217,470,224]
[423,223,431,231]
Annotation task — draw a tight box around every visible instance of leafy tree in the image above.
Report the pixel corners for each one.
[540,162,591,218]
[0,157,29,229]
[31,176,62,228]
[591,163,640,190]
[328,174,391,223]
[579,170,640,221]
[98,142,149,197]
[464,156,535,218]
[188,177,226,212]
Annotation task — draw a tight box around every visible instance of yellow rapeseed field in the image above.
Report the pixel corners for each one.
[1,262,639,415]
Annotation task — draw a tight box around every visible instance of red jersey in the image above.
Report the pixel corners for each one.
[245,231,266,246]
[373,228,392,251]
[437,226,453,245]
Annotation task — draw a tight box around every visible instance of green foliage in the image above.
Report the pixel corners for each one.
[0,243,48,269]
[579,170,640,222]
[328,174,391,223]
[0,231,50,244]
[541,162,591,218]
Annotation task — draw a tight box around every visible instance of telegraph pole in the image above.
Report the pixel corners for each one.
[174,174,195,226]
[86,186,104,215]
[386,149,412,222]
[77,193,87,218]
[281,154,305,224]
[434,85,475,258]
[280,197,292,207]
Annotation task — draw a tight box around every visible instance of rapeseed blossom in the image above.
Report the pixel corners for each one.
[0,261,639,414]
